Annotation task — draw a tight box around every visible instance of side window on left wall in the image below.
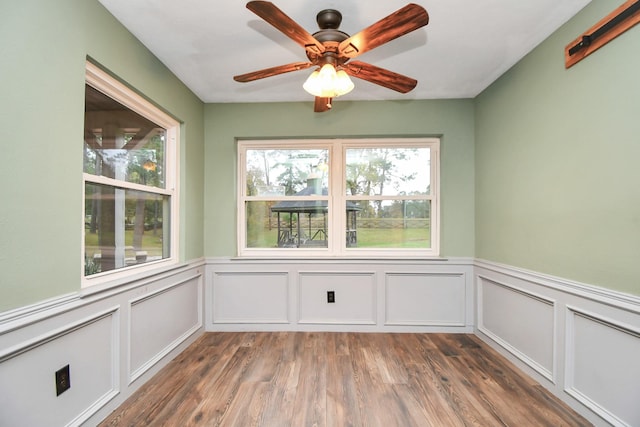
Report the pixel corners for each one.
[83,62,179,285]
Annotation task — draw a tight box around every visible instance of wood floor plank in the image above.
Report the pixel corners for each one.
[422,347,501,426]
[347,333,391,427]
[326,354,363,427]
[370,333,410,385]
[99,332,593,427]
[458,336,580,427]
[404,362,467,427]
[219,381,268,427]
[188,345,258,425]
[258,358,300,426]
[100,332,238,426]
[348,334,421,427]
[290,333,327,427]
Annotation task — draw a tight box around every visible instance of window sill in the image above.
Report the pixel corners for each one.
[226,256,449,263]
[80,259,182,298]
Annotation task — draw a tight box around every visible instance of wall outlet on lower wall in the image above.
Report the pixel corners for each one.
[55,364,71,396]
[327,291,335,303]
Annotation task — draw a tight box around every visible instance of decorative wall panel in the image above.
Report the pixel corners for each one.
[565,308,640,427]
[129,275,202,381]
[385,272,466,326]
[298,271,376,324]
[212,272,289,323]
[0,308,118,427]
[478,276,555,380]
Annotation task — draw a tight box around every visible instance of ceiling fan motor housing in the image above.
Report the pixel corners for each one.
[309,9,350,66]
[316,9,342,29]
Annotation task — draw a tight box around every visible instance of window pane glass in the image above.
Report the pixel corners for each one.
[348,200,431,249]
[84,85,166,189]
[345,147,430,196]
[84,183,169,276]
[245,148,329,196]
[246,200,329,248]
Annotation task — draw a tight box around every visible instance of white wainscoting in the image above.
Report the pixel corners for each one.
[474,259,640,427]
[0,260,205,427]
[206,258,474,333]
[5,256,635,426]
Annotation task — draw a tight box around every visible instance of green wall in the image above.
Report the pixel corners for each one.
[4,0,636,314]
[204,99,475,258]
[0,0,205,312]
[475,0,640,295]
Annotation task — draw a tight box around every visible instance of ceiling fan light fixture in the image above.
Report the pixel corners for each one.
[335,69,355,95]
[303,63,354,98]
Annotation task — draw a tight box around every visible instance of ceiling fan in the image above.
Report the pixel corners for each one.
[233,1,429,112]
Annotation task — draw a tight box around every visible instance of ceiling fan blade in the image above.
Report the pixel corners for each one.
[234,61,313,82]
[338,3,428,59]
[343,61,417,93]
[314,97,332,113]
[246,1,325,55]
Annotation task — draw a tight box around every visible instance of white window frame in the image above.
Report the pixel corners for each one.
[237,137,439,258]
[82,61,180,288]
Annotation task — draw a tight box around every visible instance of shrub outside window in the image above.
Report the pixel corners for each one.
[83,62,179,285]
[238,138,439,257]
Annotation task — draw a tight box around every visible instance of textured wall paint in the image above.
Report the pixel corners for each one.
[0,0,204,312]
[204,99,475,258]
[475,0,640,295]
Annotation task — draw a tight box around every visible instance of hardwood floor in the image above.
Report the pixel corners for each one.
[100,332,592,426]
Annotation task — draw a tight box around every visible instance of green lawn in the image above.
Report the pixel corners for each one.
[84,228,164,257]
[357,228,430,248]
[248,227,430,248]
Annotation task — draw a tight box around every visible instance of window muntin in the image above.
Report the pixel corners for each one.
[238,138,439,257]
[83,62,178,285]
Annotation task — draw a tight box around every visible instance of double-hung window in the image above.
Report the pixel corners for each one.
[83,62,179,285]
[238,138,439,257]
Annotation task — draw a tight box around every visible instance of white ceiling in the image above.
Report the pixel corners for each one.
[98,0,591,103]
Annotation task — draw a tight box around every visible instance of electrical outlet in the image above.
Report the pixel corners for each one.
[55,365,71,396]
[327,291,335,303]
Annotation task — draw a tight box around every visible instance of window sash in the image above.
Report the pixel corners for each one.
[83,174,173,195]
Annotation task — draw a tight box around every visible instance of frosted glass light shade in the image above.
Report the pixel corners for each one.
[303,64,354,98]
